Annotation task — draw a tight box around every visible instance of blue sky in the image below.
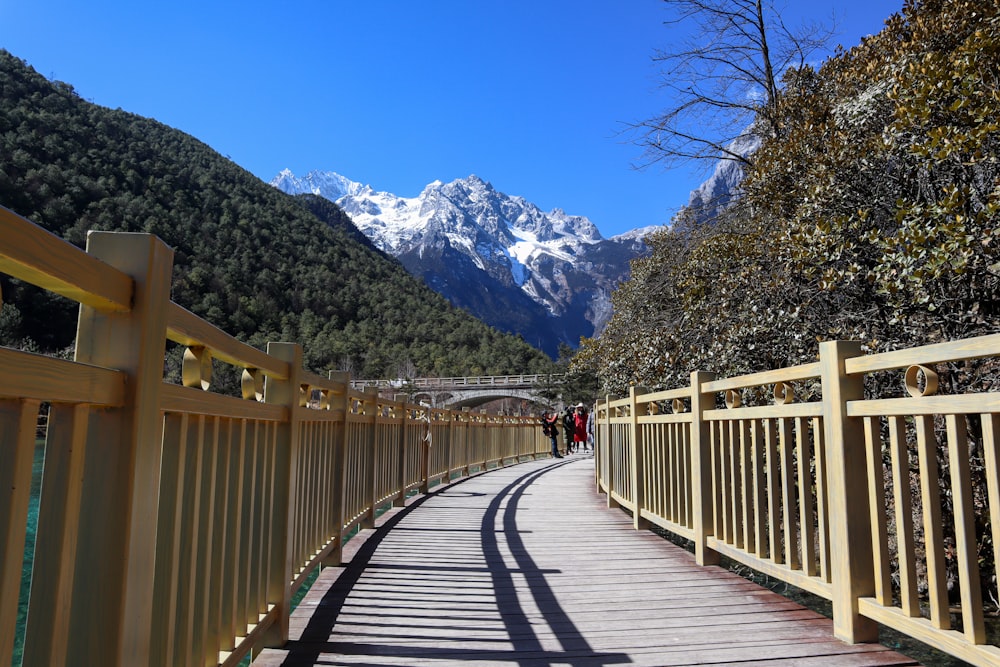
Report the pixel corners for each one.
[2,1,902,238]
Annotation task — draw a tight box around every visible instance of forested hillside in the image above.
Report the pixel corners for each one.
[580,0,1000,393]
[0,51,555,379]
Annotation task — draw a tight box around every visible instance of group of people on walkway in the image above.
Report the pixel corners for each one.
[540,403,593,458]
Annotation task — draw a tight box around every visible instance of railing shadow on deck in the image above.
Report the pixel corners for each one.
[278,461,630,667]
[0,207,553,667]
[596,337,1000,667]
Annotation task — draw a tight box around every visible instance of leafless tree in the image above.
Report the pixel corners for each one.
[631,0,834,170]
[393,357,419,381]
[336,355,357,376]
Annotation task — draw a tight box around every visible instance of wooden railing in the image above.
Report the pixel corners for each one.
[596,339,1000,667]
[0,206,551,667]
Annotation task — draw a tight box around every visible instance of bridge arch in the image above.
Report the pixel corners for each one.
[414,388,544,409]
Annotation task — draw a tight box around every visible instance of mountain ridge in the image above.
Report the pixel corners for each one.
[272,170,650,356]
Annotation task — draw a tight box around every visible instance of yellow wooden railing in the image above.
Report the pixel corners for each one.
[0,206,551,667]
[596,339,1000,667]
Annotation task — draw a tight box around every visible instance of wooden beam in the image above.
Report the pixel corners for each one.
[0,348,125,407]
[165,303,289,380]
[0,206,132,312]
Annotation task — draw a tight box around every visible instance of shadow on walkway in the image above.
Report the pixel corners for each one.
[277,457,630,666]
[257,455,919,667]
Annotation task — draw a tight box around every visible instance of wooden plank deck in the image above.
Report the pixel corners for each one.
[253,456,921,667]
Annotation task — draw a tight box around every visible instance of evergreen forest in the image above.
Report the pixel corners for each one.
[0,50,555,381]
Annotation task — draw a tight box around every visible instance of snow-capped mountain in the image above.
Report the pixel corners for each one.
[271,170,650,357]
[681,131,761,225]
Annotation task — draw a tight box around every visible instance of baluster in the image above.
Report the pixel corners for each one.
[946,415,986,643]
[796,416,817,577]
[863,416,892,607]
[889,416,919,616]
[916,414,949,628]
[739,419,754,553]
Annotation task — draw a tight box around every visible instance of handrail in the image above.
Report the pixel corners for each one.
[596,335,1000,667]
[166,302,291,380]
[0,206,132,312]
[0,217,551,667]
[0,347,126,406]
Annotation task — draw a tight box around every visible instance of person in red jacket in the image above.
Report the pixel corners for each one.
[572,403,589,453]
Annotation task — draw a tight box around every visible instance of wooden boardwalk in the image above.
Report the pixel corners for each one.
[253,456,921,667]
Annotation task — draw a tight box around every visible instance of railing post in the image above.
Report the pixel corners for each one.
[819,341,878,643]
[629,386,649,530]
[444,409,454,483]
[461,407,472,475]
[419,407,431,495]
[594,398,604,489]
[469,412,481,471]
[324,372,350,565]
[362,387,379,529]
[57,232,172,666]
[262,342,304,646]
[690,371,720,566]
[393,397,409,507]
[529,415,536,459]
[600,397,611,497]
[605,399,621,509]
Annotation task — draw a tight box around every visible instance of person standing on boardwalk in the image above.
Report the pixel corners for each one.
[563,407,575,453]
[572,403,589,453]
[542,411,562,458]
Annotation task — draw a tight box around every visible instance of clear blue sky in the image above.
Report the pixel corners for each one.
[1,0,902,238]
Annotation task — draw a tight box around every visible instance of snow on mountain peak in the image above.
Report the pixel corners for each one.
[273,170,617,255]
[271,169,368,200]
[613,225,662,242]
[270,169,649,356]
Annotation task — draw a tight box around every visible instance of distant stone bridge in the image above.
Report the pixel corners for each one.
[350,374,562,409]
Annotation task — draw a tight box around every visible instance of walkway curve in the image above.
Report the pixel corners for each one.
[254,457,920,667]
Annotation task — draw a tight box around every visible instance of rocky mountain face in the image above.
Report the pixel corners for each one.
[271,170,652,358]
[681,132,762,225]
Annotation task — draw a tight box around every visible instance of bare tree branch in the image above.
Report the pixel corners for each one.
[628,0,835,171]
